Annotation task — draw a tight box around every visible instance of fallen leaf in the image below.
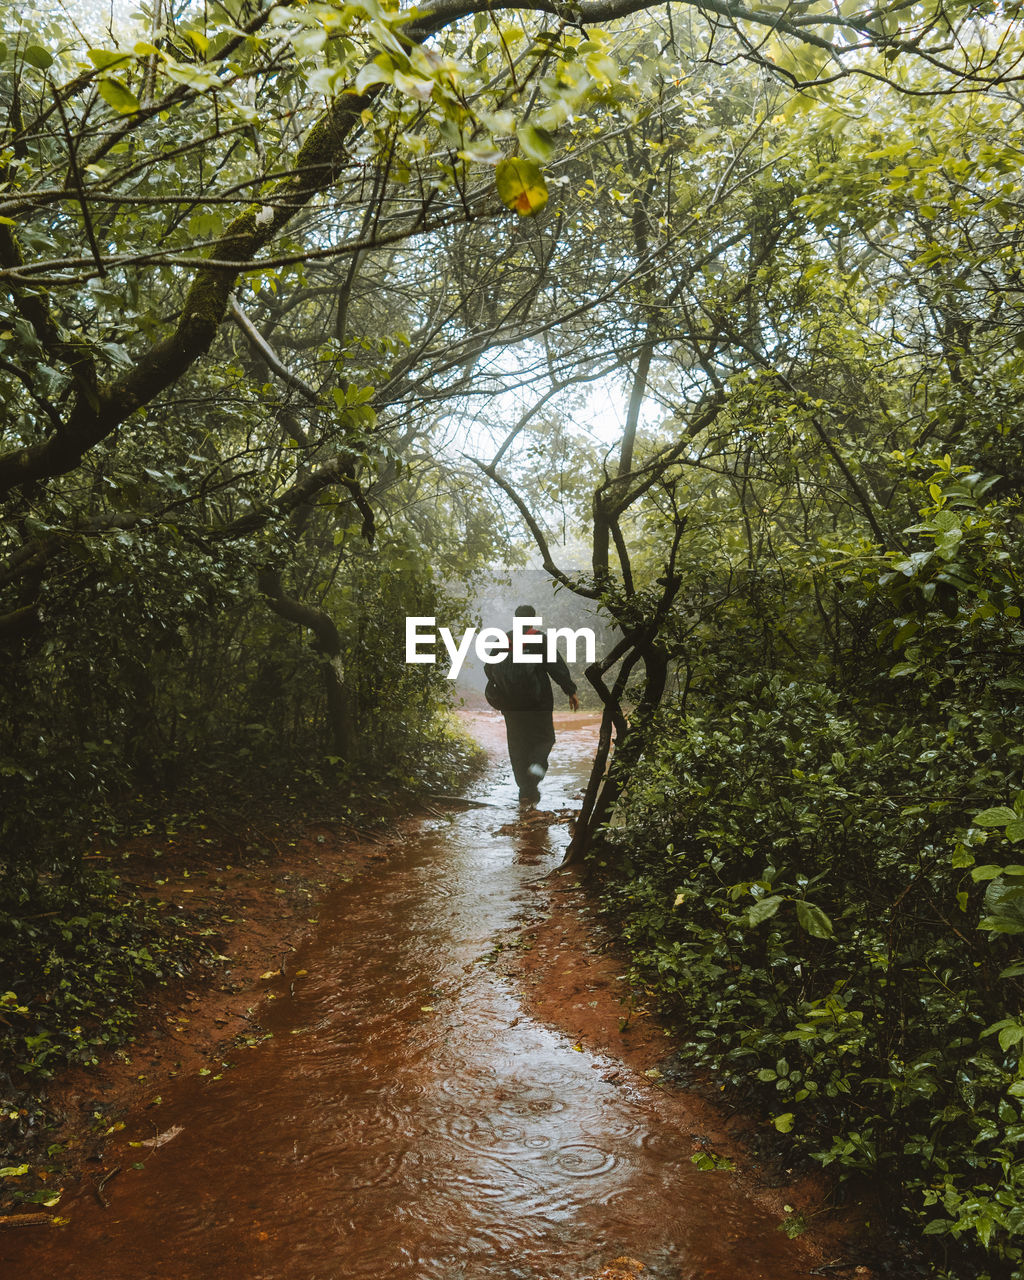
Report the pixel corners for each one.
[138,1125,184,1149]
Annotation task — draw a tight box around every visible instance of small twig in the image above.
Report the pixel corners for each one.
[94,1164,121,1208]
[320,820,390,846]
[0,1214,53,1228]
[422,793,504,810]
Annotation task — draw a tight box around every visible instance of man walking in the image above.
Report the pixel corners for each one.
[486,605,580,804]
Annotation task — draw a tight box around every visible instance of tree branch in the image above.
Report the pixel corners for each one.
[228,295,320,404]
[474,459,597,597]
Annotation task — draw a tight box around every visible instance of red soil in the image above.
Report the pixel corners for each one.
[10,777,871,1275]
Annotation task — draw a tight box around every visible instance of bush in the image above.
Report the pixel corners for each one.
[600,674,1024,1277]
[0,871,196,1151]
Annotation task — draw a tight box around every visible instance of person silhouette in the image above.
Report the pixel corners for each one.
[485,604,579,804]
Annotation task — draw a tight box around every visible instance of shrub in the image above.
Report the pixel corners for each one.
[600,675,1024,1277]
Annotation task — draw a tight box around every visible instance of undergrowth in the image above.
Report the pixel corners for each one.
[598,678,1024,1279]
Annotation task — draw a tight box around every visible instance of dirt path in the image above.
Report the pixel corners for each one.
[0,711,859,1278]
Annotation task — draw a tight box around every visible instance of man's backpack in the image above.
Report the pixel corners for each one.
[484,644,547,712]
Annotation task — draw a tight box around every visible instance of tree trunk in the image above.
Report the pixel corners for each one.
[257,567,352,759]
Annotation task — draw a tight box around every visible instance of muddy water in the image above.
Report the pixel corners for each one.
[1,713,814,1280]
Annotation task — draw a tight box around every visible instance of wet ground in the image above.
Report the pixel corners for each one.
[0,712,818,1279]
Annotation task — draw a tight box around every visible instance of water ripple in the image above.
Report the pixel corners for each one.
[554,1143,617,1177]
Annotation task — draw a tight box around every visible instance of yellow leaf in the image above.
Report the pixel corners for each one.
[495,157,548,217]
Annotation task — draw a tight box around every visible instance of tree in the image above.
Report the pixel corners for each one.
[0,0,1021,854]
[463,50,1024,1269]
[458,31,1024,855]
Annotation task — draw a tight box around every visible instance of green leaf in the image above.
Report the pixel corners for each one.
[998,1025,1024,1052]
[585,49,618,84]
[0,1164,29,1177]
[1005,820,1024,843]
[1008,1081,1024,1097]
[795,900,833,938]
[746,894,784,926]
[495,157,548,217]
[951,843,975,870]
[23,45,53,70]
[773,1112,795,1133]
[889,661,919,678]
[458,141,503,165]
[934,531,962,560]
[982,875,1024,934]
[163,60,221,90]
[393,69,433,102]
[354,57,393,93]
[974,807,1018,828]
[98,77,140,114]
[306,66,346,97]
[691,1150,734,1171]
[88,48,129,70]
[517,123,556,163]
[981,916,1024,935]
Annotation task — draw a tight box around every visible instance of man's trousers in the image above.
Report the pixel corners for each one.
[503,708,556,800]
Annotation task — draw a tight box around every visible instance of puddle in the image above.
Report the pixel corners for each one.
[0,712,814,1279]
